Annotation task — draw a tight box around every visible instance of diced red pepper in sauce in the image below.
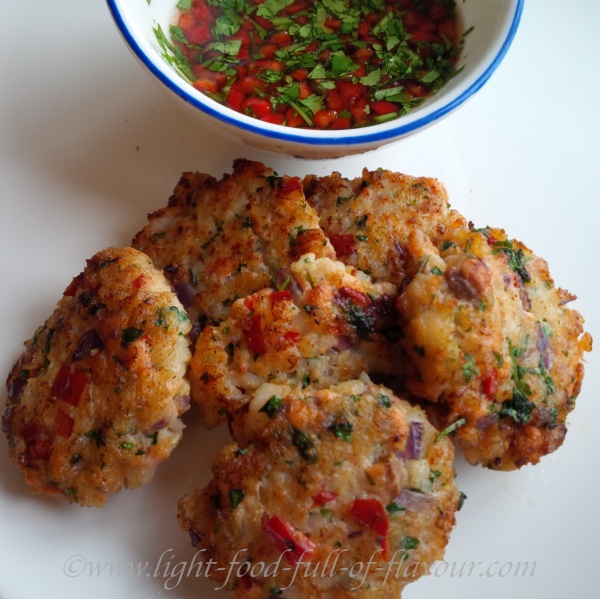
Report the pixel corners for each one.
[172,0,462,130]
[51,363,89,407]
[262,515,316,564]
[243,314,267,356]
[311,490,338,507]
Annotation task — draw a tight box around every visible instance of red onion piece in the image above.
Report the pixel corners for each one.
[7,377,27,403]
[174,281,196,309]
[395,488,434,512]
[399,421,424,460]
[149,419,169,432]
[174,394,190,412]
[536,324,553,370]
[71,329,104,362]
[337,335,356,351]
[475,414,499,430]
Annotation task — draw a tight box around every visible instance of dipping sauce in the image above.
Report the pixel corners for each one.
[166,0,464,129]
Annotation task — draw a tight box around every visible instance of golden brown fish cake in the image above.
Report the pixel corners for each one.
[132,160,335,337]
[397,224,592,470]
[189,254,400,428]
[303,167,466,287]
[3,247,192,506]
[304,166,591,469]
[178,379,459,599]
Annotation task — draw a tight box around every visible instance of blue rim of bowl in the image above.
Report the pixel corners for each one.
[107,0,524,147]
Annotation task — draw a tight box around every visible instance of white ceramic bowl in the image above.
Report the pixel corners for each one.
[107,0,523,159]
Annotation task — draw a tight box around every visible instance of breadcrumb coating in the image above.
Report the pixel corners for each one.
[178,379,459,599]
[3,247,192,506]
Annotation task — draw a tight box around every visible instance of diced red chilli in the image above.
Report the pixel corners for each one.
[270,290,293,303]
[311,490,338,507]
[55,410,74,438]
[133,274,147,289]
[262,515,316,564]
[283,331,301,343]
[329,234,356,257]
[349,498,389,537]
[51,363,89,407]
[244,314,267,356]
[281,177,303,193]
[482,373,498,397]
[173,0,461,129]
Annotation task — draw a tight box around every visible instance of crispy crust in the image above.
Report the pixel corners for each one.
[399,225,592,469]
[132,159,335,338]
[3,248,192,506]
[178,379,459,599]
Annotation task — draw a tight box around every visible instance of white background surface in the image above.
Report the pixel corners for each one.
[1,1,599,598]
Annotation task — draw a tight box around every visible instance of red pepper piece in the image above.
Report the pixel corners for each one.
[55,409,74,438]
[311,490,338,507]
[312,109,337,129]
[242,96,273,119]
[329,233,356,257]
[261,113,285,125]
[262,515,316,564]
[330,117,351,130]
[179,13,212,45]
[349,498,389,537]
[370,100,398,116]
[243,314,267,356]
[226,87,245,112]
[51,363,89,407]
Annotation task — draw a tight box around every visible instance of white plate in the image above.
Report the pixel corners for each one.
[1,1,599,598]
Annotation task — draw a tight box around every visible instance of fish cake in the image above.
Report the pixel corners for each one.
[398,225,592,469]
[189,254,400,428]
[132,159,335,338]
[178,379,459,599]
[3,247,192,506]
